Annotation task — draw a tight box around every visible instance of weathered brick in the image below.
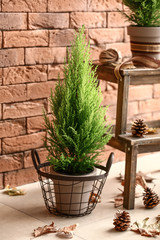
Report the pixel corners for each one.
[49,29,75,47]
[105,104,116,121]
[139,99,160,113]
[102,90,117,106]
[0,84,26,103]
[124,27,130,42]
[0,119,26,138]
[0,48,24,67]
[132,112,152,122]
[108,148,125,163]
[90,46,103,61]
[2,132,46,154]
[47,100,51,113]
[107,102,138,122]
[48,64,64,80]
[70,12,106,28]
[0,68,2,85]
[154,83,160,98]
[4,167,38,187]
[152,111,160,121]
[107,82,118,90]
[2,0,47,12]
[128,101,139,119]
[0,13,27,30]
[48,0,87,12]
[4,30,48,48]
[3,65,47,85]
[107,12,129,27]
[0,105,1,120]
[29,13,69,29]
[0,153,23,173]
[89,28,124,45]
[27,115,45,133]
[0,31,2,48]
[3,99,47,119]
[88,0,123,11]
[24,148,48,168]
[0,174,3,189]
[98,145,125,163]
[99,80,108,92]
[106,42,131,58]
[27,81,56,100]
[129,85,153,102]
[100,81,114,92]
[26,47,66,65]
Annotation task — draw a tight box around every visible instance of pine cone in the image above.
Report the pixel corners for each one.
[131,119,148,137]
[113,210,130,231]
[143,187,159,209]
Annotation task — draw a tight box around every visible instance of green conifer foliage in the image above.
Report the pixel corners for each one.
[44,26,112,175]
[123,0,160,26]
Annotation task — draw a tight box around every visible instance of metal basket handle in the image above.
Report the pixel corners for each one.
[31,149,114,176]
[31,149,41,171]
[94,152,114,174]
[105,152,114,174]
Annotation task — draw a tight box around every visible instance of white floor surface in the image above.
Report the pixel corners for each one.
[1,153,160,240]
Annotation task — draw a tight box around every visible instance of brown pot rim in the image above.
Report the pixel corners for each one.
[127,26,160,37]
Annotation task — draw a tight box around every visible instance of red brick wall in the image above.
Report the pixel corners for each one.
[0,0,159,188]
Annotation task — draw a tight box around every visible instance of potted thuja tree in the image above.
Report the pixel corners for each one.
[43,27,112,216]
[122,0,160,59]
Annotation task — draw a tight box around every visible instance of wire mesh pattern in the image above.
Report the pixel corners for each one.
[32,150,113,217]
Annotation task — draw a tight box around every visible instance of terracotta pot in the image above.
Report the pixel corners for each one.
[50,167,97,215]
[127,26,160,60]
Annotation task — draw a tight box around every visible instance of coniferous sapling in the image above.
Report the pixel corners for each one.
[44,26,112,175]
[122,0,160,27]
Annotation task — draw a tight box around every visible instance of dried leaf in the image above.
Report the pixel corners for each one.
[140,228,158,237]
[114,197,123,208]
[136,175,147,189]
[149,221,160,232]
[131,218,160,237]
[58,224,78,234]
[120,180,125,186]
[119,184,143,198]
[89,193,101,203]
[137,171,155,183]
[33,222,78,239]
[147,127,159,134]
[33,222,57,237]
[109,183,144,208]
[4,185,25,196]
[131,218,149,233]
[121,175,147,189]
[109,197,123,208]
[57,224,79,239]
[117,172,124,181]
[118,171,155,183]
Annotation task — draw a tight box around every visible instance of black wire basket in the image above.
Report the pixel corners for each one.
[31,150,113,217]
